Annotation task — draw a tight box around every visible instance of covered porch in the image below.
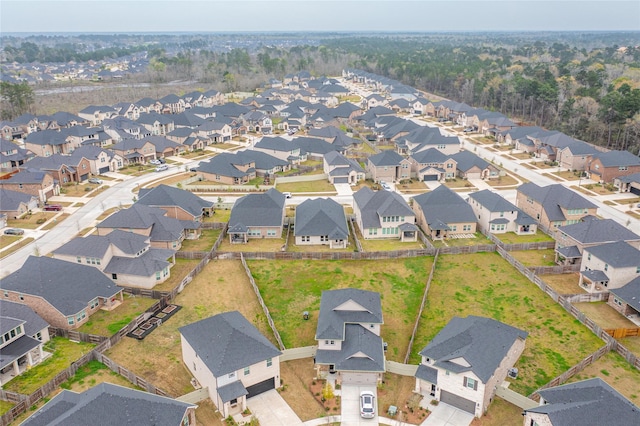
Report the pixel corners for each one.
[0,336,49,386]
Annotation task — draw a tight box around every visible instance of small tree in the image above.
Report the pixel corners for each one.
[322,382,334,401]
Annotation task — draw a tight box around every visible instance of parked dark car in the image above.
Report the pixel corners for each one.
[43,204,63,211]
[4,228,24,235]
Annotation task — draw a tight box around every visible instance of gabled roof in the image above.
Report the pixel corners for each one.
[557,218,640,245]
[561,141,600,156]
[449,150,491,172]
[0,299,48,337]
[179,311,281,377]
[1,169,50,184]
[0,256,121,316]
[229,188,285,228]
[0,188,35,211]
[517,183,597,221]
[293,136,340,156]
[353,187,413,229]
[53,229,149,259]
[468,189,518,213]
[591,150,640,167]
[316,288,383,341]
[419,316,527,383]
[137,184,214,218]
[315,324,385,373]
[254,136,297,152]
[609,277,640,310]
[197,152,254,179]
[294,198,348,240]
[410,148,453,165]
[22,383,194,426]
[526,378,640,426]
[401,126,457,146]
[412,185,477,225]
[103,248,173,277]
[97,203,162,230]
[583,241,640,267]
[233,150,289,172]
[368,150,405,167]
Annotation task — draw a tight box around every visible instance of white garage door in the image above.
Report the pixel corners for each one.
[341,372,377,385]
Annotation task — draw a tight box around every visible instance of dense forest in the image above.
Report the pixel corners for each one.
[2,32,640,153]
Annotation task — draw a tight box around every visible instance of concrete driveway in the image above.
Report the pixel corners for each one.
[247,389,303,425]
[334,183,354,196]
[420,402,474,426]
[341,385,378,426]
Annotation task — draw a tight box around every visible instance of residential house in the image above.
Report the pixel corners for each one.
[314,289,385,385]
[366,150,411,183]
[294,198,349,249]
[578,241,640,292]
[241,111,273,134]
[24,129,74,156]
[196,120,232,143]
[0,169,58,203]
[415,316,527,417]
[0,139,32,172]
[137,184,214,221]
[556,141,600,171]
[522,378,640,426]
[0,256,123,330]
[96,203,197,249]
[467,189,537,235]
[399,126,460,155]
[109,139,157,165]
[450,150,500,180]
[353,187,418,241]
[136,112,175,135]
[158,94,186,114]
[70,145,122,175]
[253,137,305,164]
[608,277,640,325]
[77,105,118,125]
[179,311,282,418]
[0,188,38,219]
[408,148,457,182]
[412,185,477,239]
[615,172,640,194]
[21,154,92,184]
[22,383,196,426]
[140,135,184,158]
[515,183,597,231]
[227,188,286,243]
[197,152,257,185]
[323,151,364,185]
[52,230,175,289]
[554,218,640,265]
[233,150,290,178]
[293,136,340,161]
[364,94,387,109]
[0,300,50,386]
[586,150,640,184]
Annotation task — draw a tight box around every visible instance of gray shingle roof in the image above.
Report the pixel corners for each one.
[137,184,213,219]
[0,299,48,337]
[468,189,518,213]
[412,185,477,225]
[197,152,254,179]
[415,364,438,384]
[583,241,640,267]
[353,187,413,229]
[315,324,385,372]
[234,150,289,172]
[295,198,348,239]
[0,256,121,316]
[526,378,640,426]
[449,150,491,172]
[591,150,640,167]
[315,289,383,341]
[22,382,194,426]
[418,316,527,383]
[103,249,173,277]
[53,230,149,258]
[517,183,597,221]
[229,188,285,228]
[557,219,640,245]
[609,277,640,310]
[368,150,404,167]
[0,188,34,211]
[217,381,248,403]
[179,311,281,377]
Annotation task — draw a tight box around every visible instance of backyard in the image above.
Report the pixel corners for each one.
[179,229,222,252]
[247,257,434,361]
[509,249,556,267]
[573,302,638,330]
[77,294,157,336]
[430,233,492,248]
[410,252,604,395]
[496,230,554,244]
[151,258,201,292]
[540,273,583,295]
[275,179,337,194]
[103,260,274,397]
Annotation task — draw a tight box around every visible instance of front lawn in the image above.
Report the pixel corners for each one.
[8,212,57,229]
[275,179,337,193]
[77,294,157,336]
[509,249,556,267]
[104,260,275,397]
[485,174,520,187]
[3,337,95,395]
[0,235,21,250]
[247,257,434,361]
[496,230,554,244]
[279,358,328,421]
[442,179,476,190]
[411,252,604,395]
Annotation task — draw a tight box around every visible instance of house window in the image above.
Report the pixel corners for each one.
[587,253,591,261]
[302,236,310,242]
[228,372,236,379]
[464,377,478,390]
[267,229,276,237]
[230,398,238,406]
[193,362,197,371]
[320,235,328,242]
[267,358,273,367]
[636,266,640,274]
[68,317,75,325]
[244,366,250,376]
[450,225,457,231]
[604,264,608,272]
[77,256,82,263]
[463,225,472,231]
[156,271,161,280]
[614,297,623,306]
[112,273,118,280]
[36,332,42,341]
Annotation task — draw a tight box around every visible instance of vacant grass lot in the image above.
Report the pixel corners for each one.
[275,179,337,193]
[78,295,157,336]
[510,249,556,266]
[411,252,604,395]
[3,337,95,394]
[248,257,434,361]
[104,260,274,397]
[496,230,554,244]
[569,351,640,403]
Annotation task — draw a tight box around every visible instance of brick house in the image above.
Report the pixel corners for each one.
[586,150,640,184]
[412,185,477,239]
[0,170,58,204]
[608,278,640,324]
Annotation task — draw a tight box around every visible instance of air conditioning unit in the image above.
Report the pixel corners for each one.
[508,368,518,379]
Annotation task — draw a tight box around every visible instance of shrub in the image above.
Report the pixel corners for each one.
[36,218,47,224]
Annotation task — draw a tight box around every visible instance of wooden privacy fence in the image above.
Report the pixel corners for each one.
[386,361,419,377]
[95,352,170,397]
[605,328,640,338]
[280,346,317,362]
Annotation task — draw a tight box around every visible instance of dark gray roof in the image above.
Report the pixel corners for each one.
[234,150,289,172]
[315,324,385,372]
[229,188,285,228]
[580,269,609,283]
[0,188,35,211]
[419,316,527,383]
[0,299,48,337]
[353,187,413,229]
[368,150,404,167]
[103,249,173,277]
[197,152,254,179]
[54,229,149,258]
[0,334,42,370]
[0,256,121,316]
[617,172,640,184]
[217,381,248,403]
[316,289,383,341]
[293,136,340,156]
[412,185,477,226]
[468,189,518,213]
[254,136,297,153]
[591,150,640,167]
[517,183,597,221]
[97,204,187,244]
[609,277,640,310]
[179,311,281,377]
[449,150,491,172]
[415,364,438,384]
[561,141,600,156]
[583,241,640,267]
[557,219,640,245]
[410,148,451,164]
[526,378,640,426]
[295,198,348,239]
[22,382,194,426]
[137,184,214,219]
[556,245,582,259]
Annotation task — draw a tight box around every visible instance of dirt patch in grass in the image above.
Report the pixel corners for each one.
[0,237,34,258]
[510,249,556,267]
[279,358,326,421]
[540,273,583,295]
[496,230,554,244]
[569,350,640,403]
[78,294,157,336]
[309,380,341,415]
[574,302,638,330]
[412,252,604,395]
[248,257,433,361]
[104,260,274,397]
[378,373,427,424]
[3,337,95,394]
[471,397,522,426]
[276,180,337,193]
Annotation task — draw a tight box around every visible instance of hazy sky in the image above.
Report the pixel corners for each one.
[1,0,639,34]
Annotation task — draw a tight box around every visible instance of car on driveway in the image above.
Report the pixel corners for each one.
[149,159,161,165]
[360,391,375,419]
[155,164,169,172]
[380,181,391,191]
[43,204,63,211]
[4,228,24,236]
[88,177,103,184]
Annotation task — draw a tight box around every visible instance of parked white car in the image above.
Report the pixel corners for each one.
[380,181,391,191]
[360,391,375,418]
[155,164,169,172]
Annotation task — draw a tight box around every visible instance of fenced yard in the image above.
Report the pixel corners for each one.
[77,295,157,336]
[540,273,583,295]
[410,252,604,395]
[496,230,554,244]
[509,249,556,267]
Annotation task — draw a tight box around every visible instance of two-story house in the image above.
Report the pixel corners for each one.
[353,187,418,241]
[467,189,537,235]
[366,150,411,183]
[578,241,640,293]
